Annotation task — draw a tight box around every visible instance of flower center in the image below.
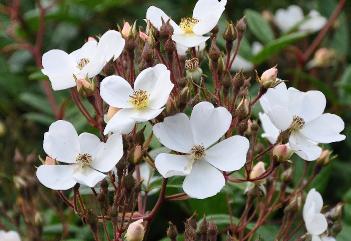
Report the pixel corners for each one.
[76,153,92,168]
[77,58,90,70]
[180,17,199,34]
[289,116,305,132]
[129,90,150,110]
[190,145,206,160]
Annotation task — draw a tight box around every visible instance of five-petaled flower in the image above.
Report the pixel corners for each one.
[0,230,21,241]
[153,101,249,199]
[100,64,174,135]
[303,189,336,241]
[146,0,227,48]
[42,30,125,91]
[36,120,123,190]
[259,83,345,161]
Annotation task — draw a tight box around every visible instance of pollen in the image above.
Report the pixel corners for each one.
[129,90,150,110]
[289,116,305,132]
[180,17,199,34]
[76,153,92,168]
[77,58,90,70]
[191,145,206,160]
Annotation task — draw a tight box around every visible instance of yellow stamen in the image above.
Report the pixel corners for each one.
[129,90,150,110]
[290,116,305,133]
[77,58,90,70]
[76,153,92,168]
[180,17,199,34]
[190,145,206,160]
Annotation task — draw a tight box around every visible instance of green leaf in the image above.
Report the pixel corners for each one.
[245,9,274,44]
[252,32,308,65]
[337,225,351,241]
[24,112,55,125]
[20,92,53,115]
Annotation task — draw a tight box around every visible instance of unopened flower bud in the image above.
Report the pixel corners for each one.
[233,71,245,92]
[223,22,237,42]
[44,156,56,165]
[285,193,303,213]
[272,144,292,163]
[260,66,278,87]
[76,78,95,96]
[313,48,336,67]
[250,161,266,180]
[125,220,145,241]
[209,39,221,62]
[122,22,132,38]
[124,173,136,191]
[281,167,293,183]
[237,120,248,135]
[236,17,246,36]
[164,38,176,55]
[133,145,143,164]
[236,98,250,120]
[167,222,178,240]
[317,149,332,166]
[160,19,174,39]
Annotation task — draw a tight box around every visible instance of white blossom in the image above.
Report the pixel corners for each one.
[259,83,345,161]
[0,231,21,241]
[36,120,123,190]
[100,64,173,135]
[42,30,125,91]
[274,5,326,33]
[153,101,249,199]
[303,189,336,241]
[146,0,227,48]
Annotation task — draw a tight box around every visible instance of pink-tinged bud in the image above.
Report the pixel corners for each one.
[249,161,266,180]
[317,149,332,166]
[122,22,132,38]
[272,144,292,162]
[125,219,145,241]
[105,106,119,122]
[314,48,335,66]
[139,31,149,41]
[45,156,56,165]
[87,36,96,42]
[76,78,95,96]
[260,66,278,88]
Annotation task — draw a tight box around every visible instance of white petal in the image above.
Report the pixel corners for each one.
[146,6,181,33]
[155,153,192,178]
[288,88,326,122]
[289,133,322,161]
[172,34,209,48]
[73,167,106,187]
[231,55,254,72]
[104,108,136,135]
[134,64,174,109]
[260,82,289,113]
[306,213,328,235]
[274,5,304,32]
[303,188,324,221]
[79,133,102,159]
[43,120,79,163]
[98,30,125,61]
[321,237,336,241]
[266,105,293,131]
[100,75,133,108]
[131,108,164,122]
[300,10,326,33]
[93,133,123,172]
[0,231,21,241]
[183,161,225,199]
[259,113,280,144]
[41,50,76,91]
[190,101,232,148]
[205,135,249,171]
[312,236,323,241]
[252,42,263,55]
[192,0,226,35]
[153,113,195,153]
[300,113,345,143]
[36,165,76,190]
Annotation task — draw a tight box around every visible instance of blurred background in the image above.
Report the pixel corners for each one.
[1,0,351,240]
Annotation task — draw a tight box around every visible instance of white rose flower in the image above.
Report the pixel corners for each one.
[259,83,345,161]
[36,120,123,190]
[146,0,227,48]
[303,189,336,241]
[274,5,326,33]
[100,64,174,135]
[0,231,21,241]
[153,101,249,199]
[42,30,125,91]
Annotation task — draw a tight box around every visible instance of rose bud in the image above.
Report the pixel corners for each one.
[258,66,280,89]
[272,144,292,163]
[125,219,145,241]
[249,161,266,180]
